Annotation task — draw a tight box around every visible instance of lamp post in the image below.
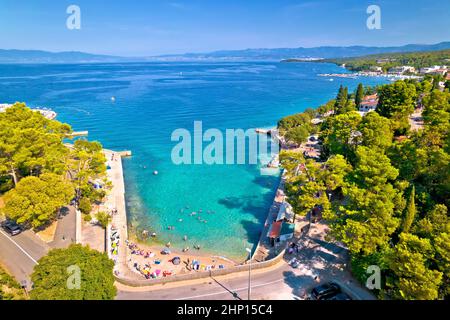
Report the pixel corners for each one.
[246,247,252,300]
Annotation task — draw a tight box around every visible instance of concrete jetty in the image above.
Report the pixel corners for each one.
[117,150,132,157]
[103,149,134,278]
[68,131,89,137]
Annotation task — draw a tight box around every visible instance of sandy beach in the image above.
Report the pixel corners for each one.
[125,239,239,279]
[126,241,239,279]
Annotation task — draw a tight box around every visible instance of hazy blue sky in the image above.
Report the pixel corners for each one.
[0,0,449,56]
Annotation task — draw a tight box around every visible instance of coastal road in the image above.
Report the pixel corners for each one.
[0,228,49,289]
[117,260,376,300]
[116,230,377,300]
[0,208,76,289]
[116,262,299,300]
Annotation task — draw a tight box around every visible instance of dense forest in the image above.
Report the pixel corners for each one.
[278,77,450,300]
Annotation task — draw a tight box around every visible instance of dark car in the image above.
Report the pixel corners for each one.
[311,282,341,300]
[2,221,22,236]
[326,292,352,300]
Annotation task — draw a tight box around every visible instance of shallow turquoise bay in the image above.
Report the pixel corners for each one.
[0,61,387,260]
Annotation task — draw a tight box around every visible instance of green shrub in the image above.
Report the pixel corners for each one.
[78,197,92,214]
[83,214,92,223]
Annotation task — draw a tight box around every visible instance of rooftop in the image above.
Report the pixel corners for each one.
[267,221,283,239]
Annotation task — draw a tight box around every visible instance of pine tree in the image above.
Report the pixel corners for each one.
[355,83,364,107]
[402,185,416,233]
[334,85,349,114]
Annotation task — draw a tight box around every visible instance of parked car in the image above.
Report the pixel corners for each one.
[311,282,341,300]
[1,221,22,236]
[326,292,352,300]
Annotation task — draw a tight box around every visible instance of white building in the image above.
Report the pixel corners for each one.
[369,66,383,73]
[388,66,416,74]
[359,94,379,113]
[419,65,448,75]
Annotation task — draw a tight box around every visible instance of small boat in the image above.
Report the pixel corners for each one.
[153,171,159,175]
[111,96,116,102]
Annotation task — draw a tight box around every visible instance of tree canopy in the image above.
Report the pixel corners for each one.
[3,173,74,228]
[280,79,450,299]
[0,103,108,229]
[30,244,116,300]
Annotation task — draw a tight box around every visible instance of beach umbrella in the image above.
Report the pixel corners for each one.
[172,257,181,265]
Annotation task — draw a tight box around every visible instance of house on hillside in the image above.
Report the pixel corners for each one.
[420,65,448,76]
[359,93,379,113]
[370,66,383,73]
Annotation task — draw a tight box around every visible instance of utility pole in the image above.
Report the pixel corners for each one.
[246,248,252,300]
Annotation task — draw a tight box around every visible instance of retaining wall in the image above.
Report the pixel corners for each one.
[115,245,287,287]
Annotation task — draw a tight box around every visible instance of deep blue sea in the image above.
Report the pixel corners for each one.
[0,61,386,260]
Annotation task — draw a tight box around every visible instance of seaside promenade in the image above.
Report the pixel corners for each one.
[103,149,139,280]
[252,174,287,262]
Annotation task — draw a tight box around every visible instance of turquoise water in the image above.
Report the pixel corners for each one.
[0,61,387,260]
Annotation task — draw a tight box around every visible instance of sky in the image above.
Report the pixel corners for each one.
[0,0,449,56]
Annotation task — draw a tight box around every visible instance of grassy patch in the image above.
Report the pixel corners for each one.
[36,220,58,243]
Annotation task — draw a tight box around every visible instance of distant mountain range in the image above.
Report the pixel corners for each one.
[0,49,126,63]
[1,42,450,63]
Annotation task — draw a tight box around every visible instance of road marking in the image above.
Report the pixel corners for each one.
[175,278,284,300]
[0,229,39,265]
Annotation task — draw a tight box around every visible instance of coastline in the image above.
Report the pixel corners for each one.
[107,132,285,280]
[105,149,245,281]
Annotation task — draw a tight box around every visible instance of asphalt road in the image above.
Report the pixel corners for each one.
[0,228,49,289]
[116,263,297,300]
[116,232,377,300]
[0,214,376,300]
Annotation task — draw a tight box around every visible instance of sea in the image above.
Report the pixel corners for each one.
[0,61,387,261]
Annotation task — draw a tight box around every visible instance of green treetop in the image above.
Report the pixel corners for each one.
[402,186,416,233]
[3,173,75,228]
[30,244,116,300]
[0,103,72,186]
[354,83,365,107]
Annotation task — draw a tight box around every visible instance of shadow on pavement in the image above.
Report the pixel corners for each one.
[211,277,243,300]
